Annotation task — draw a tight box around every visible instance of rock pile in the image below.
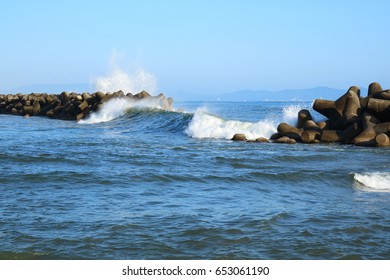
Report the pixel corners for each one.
[232,82,390,147]
[0,90,173,121]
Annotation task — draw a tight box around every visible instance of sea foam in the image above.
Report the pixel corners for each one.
[353,172,390,192]
[185,107,276,140]
[79,98,169,124]
[282,104,305,125]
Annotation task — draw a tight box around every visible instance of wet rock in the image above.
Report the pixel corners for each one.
[255,137,269,143]
[277,122,303,141]
[273,136,296,144]
[302,120,322,133]
[297,109,313,128]
[231,133,247,141]
[375,133,390,147]
[320,130,342,143]
[352,122,390,145]
[301,130,321,144]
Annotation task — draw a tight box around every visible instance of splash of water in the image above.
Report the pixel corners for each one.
[185,107,277,140]
[94,68,157,95]
[79,97,169,124]
[281,104,305,125]
[353,172,390,192]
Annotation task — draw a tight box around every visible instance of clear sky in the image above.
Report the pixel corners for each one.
[1,0,389,95]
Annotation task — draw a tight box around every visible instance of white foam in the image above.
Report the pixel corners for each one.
[79,98,167,124]
[94,69,157,95]
[353,172,390,192]
[185,107,277,140]
[282,104,305,125]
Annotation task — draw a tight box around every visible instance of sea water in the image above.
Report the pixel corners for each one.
[0,100,389,259]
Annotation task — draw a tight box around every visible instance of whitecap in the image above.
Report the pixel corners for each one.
[185,107,277,140]
[79,97,171,124]
[353,172,390,192]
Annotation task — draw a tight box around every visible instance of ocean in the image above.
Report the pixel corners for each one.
[0,100,389,259]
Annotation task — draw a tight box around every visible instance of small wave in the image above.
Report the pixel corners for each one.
[79,98,172,124]
[353,172,390,192]
[185,107,276,140]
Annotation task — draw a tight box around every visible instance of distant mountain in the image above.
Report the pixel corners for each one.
[170,87,347,102]
[179,87,347,102]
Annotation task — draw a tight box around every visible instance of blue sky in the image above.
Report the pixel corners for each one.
[1,0,389,95]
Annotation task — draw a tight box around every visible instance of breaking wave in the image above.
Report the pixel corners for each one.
[185,107,276,140]
[80,100,312,140]
[353,172,390,192]
[282,104,305,125]
[79,98,171,124]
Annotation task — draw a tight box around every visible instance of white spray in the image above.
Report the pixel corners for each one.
[185,107,277,140]
[93,50,157,95]
[353,172,390,192]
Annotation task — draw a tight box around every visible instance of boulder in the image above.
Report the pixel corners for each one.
[301,130,321,144]
[32,100,41,115]
[313,86,361,129]
[23,106,34,115]
[366,98,390,122]
[231,133,247,141]
[317,121,329,130]
[339,121,363,143]
[255,137,269,143]
[95,91,106,101]
[368,82,383,96]
[340,90,361,127]
[78,101,89,111]
[273,136,296,144]
[353,122,390,145]
[134,90,151,99]
[320,130,342,143]
[277,122,303,141]
[297,109,312,128]
[361,112,381,130]
[302,120,322,132]
[59,92,70,104]
[375,133,390,147]
[82,92,92,102]
[313,99,339,121]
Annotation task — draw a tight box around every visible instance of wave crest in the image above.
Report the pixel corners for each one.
[185,107,276,140]
[353,172,390,192]
[79,98,171,124]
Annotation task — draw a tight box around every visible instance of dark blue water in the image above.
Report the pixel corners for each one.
[0,101,389,259]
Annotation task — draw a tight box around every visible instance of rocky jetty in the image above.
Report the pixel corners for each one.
[232,82,390,147]
[0,90,173,121]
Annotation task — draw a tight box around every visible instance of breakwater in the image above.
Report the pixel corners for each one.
[0,90,173,120]
[232,82,390,147]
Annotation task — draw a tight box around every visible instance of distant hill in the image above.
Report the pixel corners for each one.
[171,87,347,102]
